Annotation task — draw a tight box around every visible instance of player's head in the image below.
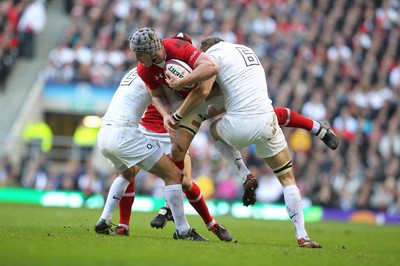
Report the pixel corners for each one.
[200,36,224,52]
[170,32,192,44]
[129,27,162,65]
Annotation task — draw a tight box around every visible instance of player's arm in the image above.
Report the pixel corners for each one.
[148,86,171,117]
[166,53,218,90]
[174,75,216,119]
[147,85,177,132]
[170,52,219,118]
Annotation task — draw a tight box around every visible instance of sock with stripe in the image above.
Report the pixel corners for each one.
[185,182,215,227]
[172,159,185,181]
[274,107,318,133]
[118,181,135,228]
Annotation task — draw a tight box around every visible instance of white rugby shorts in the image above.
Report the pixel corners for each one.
[97,125,163,173]
[139,124,172,154]
[215,111,287,158]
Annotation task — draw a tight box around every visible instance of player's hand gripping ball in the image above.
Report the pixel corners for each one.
[164,59,198,90]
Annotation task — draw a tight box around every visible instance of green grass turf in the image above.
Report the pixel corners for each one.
[1,203,399,266]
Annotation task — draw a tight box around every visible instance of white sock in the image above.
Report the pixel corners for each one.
[117,224,129,229]
[165,184,190,235]
[100,176,130,223]
[283,184,308,239]
[215,140,251,182]
[311,121,320,135]
[206,219,216,229]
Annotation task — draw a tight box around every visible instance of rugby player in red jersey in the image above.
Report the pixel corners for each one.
[129,28,250,207]
[112,29,338,239]
[110,32,233,241]
[129,27,338,207]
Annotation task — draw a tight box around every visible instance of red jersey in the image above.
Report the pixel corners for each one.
[138,38,201,133]
[137,38,201,98]
[140,104,167,133]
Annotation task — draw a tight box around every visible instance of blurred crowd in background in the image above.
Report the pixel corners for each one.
[0,0,46,90]
[1,0,400,215]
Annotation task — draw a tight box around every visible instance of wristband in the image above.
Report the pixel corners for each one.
[172,112,183,122]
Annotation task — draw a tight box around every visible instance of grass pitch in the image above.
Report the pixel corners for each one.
[1,203,399,266]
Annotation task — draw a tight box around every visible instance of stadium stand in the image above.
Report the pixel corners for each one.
[0,0,399,215]
[0,0,21,91]
[0,0,69,160]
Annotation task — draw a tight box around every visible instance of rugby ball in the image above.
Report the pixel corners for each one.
[165,59,198,90]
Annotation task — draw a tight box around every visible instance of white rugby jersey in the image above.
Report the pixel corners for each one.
[102,67,151,127]
[206,41,273,115]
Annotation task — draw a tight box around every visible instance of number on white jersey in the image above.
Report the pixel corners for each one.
[236,46,260,67]
[121,69,139,86]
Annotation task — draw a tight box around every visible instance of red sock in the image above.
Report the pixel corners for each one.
[185,182,213,225]
[119,181,135,227]
[172,159,185,181]
[274,107,314,131]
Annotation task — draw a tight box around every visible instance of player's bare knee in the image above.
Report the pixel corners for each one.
[182,179,192,192]
[122,169,135,183]
[163,170,181,185]
[171,143,187,161]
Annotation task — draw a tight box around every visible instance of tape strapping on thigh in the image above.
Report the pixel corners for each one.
[272,160,292,177]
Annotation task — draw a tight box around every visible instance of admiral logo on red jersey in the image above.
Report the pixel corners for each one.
[190,51,199,61]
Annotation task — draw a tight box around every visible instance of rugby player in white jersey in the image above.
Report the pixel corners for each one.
[100,32,233,241]
[129,28,260,210]
[94,67,208,241]
[110,32,337,241]
[165,36,322,248]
